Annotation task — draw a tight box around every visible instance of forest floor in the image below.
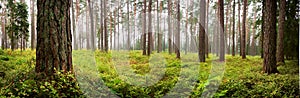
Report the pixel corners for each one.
[0,49,299,97]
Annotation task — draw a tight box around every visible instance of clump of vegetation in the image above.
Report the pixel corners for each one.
[0,50,84,97]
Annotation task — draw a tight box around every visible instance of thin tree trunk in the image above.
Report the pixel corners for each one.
[30,0,35,50]
[88,0,95,50]
[127,0,130,50]
[241,0,247,59]
[147,0,153,56]
[168,0,172,54]
[261,0,265,58]
[157,0,162,53]
[142,0,147,55]
[277,0,285,63]
[175,0,180,59]
[205,0,209,58]
[219,0,225,61]
[104,0,108,52]
[232,0,236,56]
[185,0,189,55]
[238,0,242,56]
[251,10,257,56]
[72,0,77,50]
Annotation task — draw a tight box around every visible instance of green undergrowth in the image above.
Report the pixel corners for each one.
[0,49,299,97]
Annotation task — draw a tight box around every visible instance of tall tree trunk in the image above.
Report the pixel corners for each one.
[127,0,130,50]
[147,0,153,56]
[1,6,6,50]
[142,0,147,55]
[199,0,206,62]
[88,0,95,50]
[168,0,172,54]
[175,0,180,59]
[261,0,265,58]
[205,0,209,58]
[30,0,35,50]
[36,0,73,77]
[157,0,162,53]
[251,10,257,56]
[219,0,225,61]
[104,0,108,52]
[241,0,247,59]
[263,0,278,74]
[86,8,90,49]
[232,0,236,56]
[277,0,285,63]
[225,0,232,55]
[185,0,189,55]
[100,0,104,50]
[238,0,241,56]
[72,0,77,50]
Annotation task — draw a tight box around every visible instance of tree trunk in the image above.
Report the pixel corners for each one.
[157,0,162,53]
[104,0,108,52]
[277,0,285,63]
[241,0,247,59]
[205,0,209,58]
[261,0,265,58]
[263,0,278,74]
[88,0,95,50]
[185,0,189,55]
[219,0,225,61]
[232,0,236,56]
[127,0,130,50]
[72,0,77,50]
[251,10,257,56]
[199,0,206,62]
[86,8,90,49]
[36,0,73,77]
[225,0,232,55]
[30,0,35,50]
[142,0,147,55]
[238,0,242,56]
[168,0,172,54]
[1,7,6,50]
[175,0,180,59]
[147,0,153,56]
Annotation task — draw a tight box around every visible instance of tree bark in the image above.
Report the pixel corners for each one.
[238,0,241,56]
[261,0,265,58]
[232,0,236,56]
[175,0,180,59]
[72,0,77,50]
[241,0,247,59]
[88,0,95,50]
[276,0,285,63]
[147,0,153,56]
[168,0,172,54]
[142,0,147,55]
[104,0,108,52]
[251,9,257,56]
[219,0,225,61]
[199,0,206,62]
[30,0,35,50]
[36,0,73,77]
[263,0,278,74]
[205,0,209,58]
